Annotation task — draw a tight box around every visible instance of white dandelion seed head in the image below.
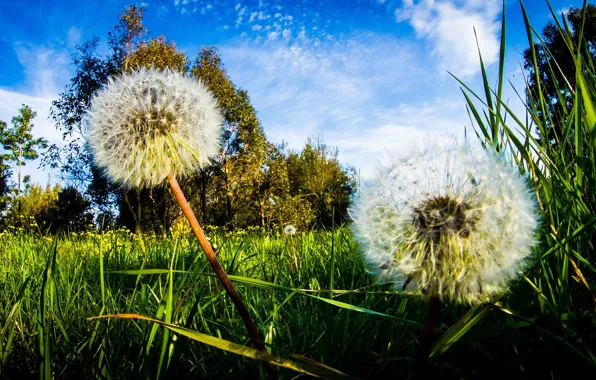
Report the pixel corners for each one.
[87,68,223,188]
[350,139,539,305]
[284,225,297,235]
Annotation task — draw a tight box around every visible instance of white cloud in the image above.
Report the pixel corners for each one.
[66,26,82,48]
[12,42,70,97]
[0,91,63,186]
[0,42,73,185]
[267,31,279,40]
[395,0,501,78]
[252,24,262,31]
[218,33,474,177]
[200,5,213,15]
[282,29,292,39]
[249,11,258,22]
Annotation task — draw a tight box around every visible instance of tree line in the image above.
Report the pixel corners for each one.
[4,4,590,234]
[0,5,356,234]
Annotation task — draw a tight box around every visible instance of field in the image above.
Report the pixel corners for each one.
[0,224,594,379]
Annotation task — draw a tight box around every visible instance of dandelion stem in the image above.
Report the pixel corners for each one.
[414,295,441,378]
[167,173,276,378]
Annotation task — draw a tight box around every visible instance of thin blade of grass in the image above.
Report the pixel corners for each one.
[88,314,355,379]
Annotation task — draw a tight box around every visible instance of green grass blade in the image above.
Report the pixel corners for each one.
[430,304,492,358]
[89,314,355,379]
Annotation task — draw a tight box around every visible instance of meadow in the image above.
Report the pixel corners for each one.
[0,222,594,379]
[1,2,596,379]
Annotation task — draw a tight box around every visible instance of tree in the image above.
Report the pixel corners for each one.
[191,47,291,229]
[0,184,60,230]
[47,5,146,186]
[286,136,357,228]
[523,5,596,144]
[0,155,11,213]
[0,105,48,196]
[43,186,93,233]
[46,5,354,233]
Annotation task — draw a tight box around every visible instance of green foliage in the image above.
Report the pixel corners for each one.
[1,184,60,230]
[127,36,189,72]
[0,228,425,378]
[43,187,94,234]
[451,0,596,374]
[47,5,356,234]
[523,4,596,144]
[0,105,48,196]
[0,185,92,234]
[286,137,356,228]
[0,122,11,212]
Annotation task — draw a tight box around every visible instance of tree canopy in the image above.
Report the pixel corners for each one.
[36,4,356,234]
[522,4,596,145]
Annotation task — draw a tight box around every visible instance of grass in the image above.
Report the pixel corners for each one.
[0,227,423,379]
[0,223,594,379]
[1,1,596,378]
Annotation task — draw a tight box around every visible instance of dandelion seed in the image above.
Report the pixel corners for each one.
[87,68,222,188]
[350,140,539,305]
[284,225,297,235]
[87,68,270,363]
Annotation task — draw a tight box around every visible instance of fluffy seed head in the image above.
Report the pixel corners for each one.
[87,68,223,188]
[350,140,539,304]
[284,225,297,235]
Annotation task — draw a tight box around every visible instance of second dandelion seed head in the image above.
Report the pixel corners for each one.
[350,139,539,305]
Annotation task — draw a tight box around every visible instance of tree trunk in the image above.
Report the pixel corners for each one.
[200,171,208,225]
[135,190,142,234]
[122,189,142,234]
[17,151,22,197]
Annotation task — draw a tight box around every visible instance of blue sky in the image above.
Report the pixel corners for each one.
[0,0,583,185]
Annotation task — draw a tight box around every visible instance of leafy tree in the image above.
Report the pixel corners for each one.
[43,186,93,233]
[1,184,60,230]
[46,5,354,233]
[0,158,11,213]
[0,121,12,212]
[191,47,291,229]
[0,105,48,196]
[127,36,188,72]
[523,5,596,144]
[286,136,356,228]
[47,5,146,184]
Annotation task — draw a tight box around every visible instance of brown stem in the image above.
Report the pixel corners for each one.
[414,295,441,378]
[167,174,276,378]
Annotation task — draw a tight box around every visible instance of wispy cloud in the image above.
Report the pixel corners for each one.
[0,42,71,185]
[219,31,473,177]
[393,0,502,78]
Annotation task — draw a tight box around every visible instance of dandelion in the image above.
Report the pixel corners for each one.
[87,68,222,188]
[87,68,269,363]
[351,139,538,374]
[350,140,538,305]
[284,225,297,235]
